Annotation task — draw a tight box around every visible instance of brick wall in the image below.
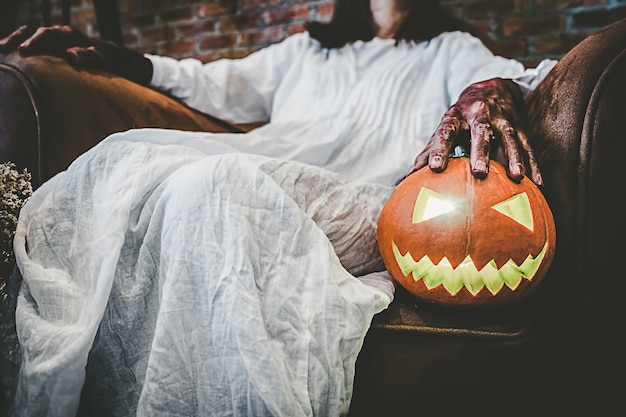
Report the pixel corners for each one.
[12,0,626,65]
[444,0,626,66]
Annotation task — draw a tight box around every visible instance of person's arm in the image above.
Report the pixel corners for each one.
[411,31,557,185]
[0,25,308,124]
[146,33,309,124]
[0,25,153,85]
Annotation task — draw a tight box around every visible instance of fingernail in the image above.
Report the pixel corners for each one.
[67,49,86,64]
[511,163,523,177]
[474,160,488,175]
[534,173,544,186]
[430,155,443,170]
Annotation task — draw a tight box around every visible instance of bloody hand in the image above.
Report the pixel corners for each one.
[0,25,152,86]
[410,78,543,185]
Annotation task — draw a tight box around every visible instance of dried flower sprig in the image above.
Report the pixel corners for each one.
[0,162,32,301]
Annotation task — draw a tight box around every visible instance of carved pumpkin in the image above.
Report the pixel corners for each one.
[378,157,556,308]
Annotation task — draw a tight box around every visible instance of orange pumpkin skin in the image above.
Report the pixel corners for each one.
[378,158,556,308]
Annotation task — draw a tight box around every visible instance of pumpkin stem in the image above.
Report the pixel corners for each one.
[451,145,469,158]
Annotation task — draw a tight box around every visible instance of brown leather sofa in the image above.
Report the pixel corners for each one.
[1,18,625,417]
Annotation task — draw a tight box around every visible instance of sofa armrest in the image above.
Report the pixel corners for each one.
[526,18,626,307]
[0,52,242,188]
[524,17,626,406]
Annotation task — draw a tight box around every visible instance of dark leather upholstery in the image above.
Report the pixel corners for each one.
[0,53,242,188]
[1,18,625,416]
[522,19,626,414]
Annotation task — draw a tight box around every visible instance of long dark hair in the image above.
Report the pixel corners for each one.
[305,0,474,48]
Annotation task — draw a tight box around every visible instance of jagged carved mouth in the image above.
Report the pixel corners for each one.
[392,241,549,296]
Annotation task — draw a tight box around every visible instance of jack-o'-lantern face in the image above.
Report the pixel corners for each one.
[377,158,556,308]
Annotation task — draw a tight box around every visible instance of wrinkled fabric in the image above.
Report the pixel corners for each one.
[13,132,394,416]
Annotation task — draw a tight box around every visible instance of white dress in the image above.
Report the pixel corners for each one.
[148,30,555,185]
[12,31,555,417]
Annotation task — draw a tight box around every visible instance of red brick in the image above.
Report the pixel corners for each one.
[176,20,216,37]
[219,13,263,31]
[468,20,491,37]
[500,13,566,36]
[160,38,196,57]
[240,26,285,47]
[198,1,238,17]
[242,0,282,13]
[265,5,310,25]
[140,26,177,43]
[289,22,307,35]
[199,33,238,49]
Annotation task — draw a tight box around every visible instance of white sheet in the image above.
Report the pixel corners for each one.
[13,130,395,416]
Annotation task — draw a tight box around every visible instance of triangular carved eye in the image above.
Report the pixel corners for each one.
[491,192,534,231]
[412,187,456,223]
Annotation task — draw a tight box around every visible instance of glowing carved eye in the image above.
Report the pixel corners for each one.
[491,192,533,231]
[412,187,456,224]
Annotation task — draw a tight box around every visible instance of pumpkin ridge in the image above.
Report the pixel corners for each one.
[529,180,557,259]
[463,159,474,267]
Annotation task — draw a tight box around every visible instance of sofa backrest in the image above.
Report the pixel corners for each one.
[0,53,242,188]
